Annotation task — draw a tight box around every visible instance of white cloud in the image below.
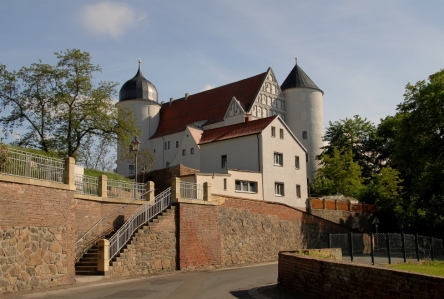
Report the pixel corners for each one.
[77,2,145,39]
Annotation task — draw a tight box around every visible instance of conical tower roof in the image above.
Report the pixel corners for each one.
[119,63,158,102]
[281,64,323,95]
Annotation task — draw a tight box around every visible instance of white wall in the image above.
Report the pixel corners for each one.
[283,88,324,182]
[200,134,261,173]
[261,118,308,208]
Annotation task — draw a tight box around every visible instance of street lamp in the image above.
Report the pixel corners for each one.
[131,137,141,199]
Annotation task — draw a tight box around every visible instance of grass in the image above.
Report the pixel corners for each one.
[388,260,444,277]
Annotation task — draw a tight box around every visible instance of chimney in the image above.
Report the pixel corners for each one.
[244,114,252,122]
[185,93,190,100]
[170,98,174,105]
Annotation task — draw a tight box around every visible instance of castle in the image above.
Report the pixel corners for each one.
[116,61,324,208]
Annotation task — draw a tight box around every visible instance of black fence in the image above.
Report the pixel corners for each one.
[329,233,444,265]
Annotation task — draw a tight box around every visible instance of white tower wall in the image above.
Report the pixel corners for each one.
[115,100,160,176]
[284,88,324,181]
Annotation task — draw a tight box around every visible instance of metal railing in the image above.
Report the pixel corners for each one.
[74,174,99,195]
[0,147,64,183]
[180,181,203,199]
[108,187,172,261]
[329,232,444,264]
[107,179,147,200]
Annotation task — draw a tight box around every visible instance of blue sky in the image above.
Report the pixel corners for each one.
[1,0,444,142]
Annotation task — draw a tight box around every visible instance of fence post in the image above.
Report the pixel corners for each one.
[415,234,420,261]
[401,233,406,263]
[430,236,435,261]
[323,198,327,210]
[370,233,375,265]
[64,157,76,190]
[203,182,212,201]
[335,200,338,210]
[386,233,391,264]
[97,239,109,274]
[171,177,181,202]
[348,232,354,262]
[99,175,107,198]
[147,181,155,202]
[328,233,332,248]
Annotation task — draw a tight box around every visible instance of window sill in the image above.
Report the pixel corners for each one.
[274,164,283,167]
[275,194,284,197]
[235,190,258,194]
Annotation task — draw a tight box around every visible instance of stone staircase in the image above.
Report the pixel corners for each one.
[75,207,173,276]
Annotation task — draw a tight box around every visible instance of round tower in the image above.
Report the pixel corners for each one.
[281,62,324,182]
[115,60,161,176]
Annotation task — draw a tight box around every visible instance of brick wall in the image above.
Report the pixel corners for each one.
[177,196,351,270]
[0,181,76,293]
[278,252,444,299]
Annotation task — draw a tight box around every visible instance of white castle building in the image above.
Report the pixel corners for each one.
[116,61,324,208]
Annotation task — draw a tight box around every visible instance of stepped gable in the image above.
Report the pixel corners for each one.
[280,64,323,94]
[199,116,277,145]
[150,72,267,139]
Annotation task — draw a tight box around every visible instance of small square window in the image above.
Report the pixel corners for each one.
[271,126,276,137]
[274,153,283,166]
[275,182,284,196]
[128,165,135,175]
[302,131,308,140]
[221,155,227,169]
[296,185,301,198]
[295,156,300,169]
[191,148,194,154]
[280,129,284,139]
[176,141,179,148]
[182,149,186,156]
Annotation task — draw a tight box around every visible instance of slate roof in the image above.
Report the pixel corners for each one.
[199,116,277,145]
[119,66,159,102]
[150,71,267,139]
[280,64,323,94]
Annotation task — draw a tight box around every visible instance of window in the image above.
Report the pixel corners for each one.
[166,162,170,167]
[275,182,284,196]
[274,152,283,166]
[182,149,186,156]
[295,156,300,169]
[191,147,194,154]
[128,165,134,175]
[306,153,309,162]
[176,141,179,148]
[224,178,227,191]
[296,185,301,198]
[221,155,227,169]
[271,126,276,137]
[280,128,284,139]
[164,141,170,150]
[302,131,308,139]
[153,149,156,153]
[235,180,258,193]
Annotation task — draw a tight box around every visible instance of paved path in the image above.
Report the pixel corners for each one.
[2,263,308,299]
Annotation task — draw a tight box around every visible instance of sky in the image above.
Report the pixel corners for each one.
[1,0,444,143]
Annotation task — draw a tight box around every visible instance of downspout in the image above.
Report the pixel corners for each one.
[257,133,265,201]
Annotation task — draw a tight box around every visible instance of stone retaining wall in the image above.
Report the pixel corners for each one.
[308,208,372,232]
[278,252,444,299]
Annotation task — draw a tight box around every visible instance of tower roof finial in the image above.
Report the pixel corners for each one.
[138,58,142,70]
[295,57,298,66]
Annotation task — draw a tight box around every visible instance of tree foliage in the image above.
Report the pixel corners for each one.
[0,49,139,158]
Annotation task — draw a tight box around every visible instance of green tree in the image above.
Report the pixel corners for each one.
[322,115,378,178]
[311,147,364,198]
[393,69,444,237]
[0,49,139,158]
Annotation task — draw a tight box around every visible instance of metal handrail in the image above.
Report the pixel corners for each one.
[180,181,203,199]
[108,187,172,261]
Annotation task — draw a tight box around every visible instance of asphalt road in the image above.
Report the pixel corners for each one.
[4,263,300,299]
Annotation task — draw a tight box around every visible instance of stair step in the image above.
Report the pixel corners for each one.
[75,266,97,271]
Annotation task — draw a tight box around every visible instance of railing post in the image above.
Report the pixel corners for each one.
[370,233,375,265]
[349,232,354,262]
[203,182,211,201]
[431,236,435,261]
[171,177,181,202]
[335,200,338,210]
[386,233,391,264]
[401,233,406,263]
[323,198,327,210]
[415,234,420,261]
[328,233,332,248]
[99,175,107,198]
[64,157,76,190]
[147,181,155,203]
[97,239,109,274]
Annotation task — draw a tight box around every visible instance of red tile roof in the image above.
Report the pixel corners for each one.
[150,71,267,139]
[199,116,277,145]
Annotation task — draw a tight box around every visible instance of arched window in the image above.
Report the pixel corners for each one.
[191,148,195,154]
[302,131,308,139]
[182,149,186,156]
